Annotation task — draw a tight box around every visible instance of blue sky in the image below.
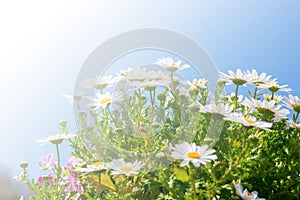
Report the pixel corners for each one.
[0,0,299,184]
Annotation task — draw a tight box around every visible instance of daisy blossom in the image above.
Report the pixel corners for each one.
[243,98,290,122]
[107,158,144,176]
[75,162,107,174]
[258,80,291,93]
[286,120,300,130]
[244,69,275,85]
[198,102,234,118]
[36,133,76,146]
[155,57,190,72]
[90,92,123,110]
[224,113,272,130]
[283,94,300,113]
[234,180,266,200]
[82,75,119,90]
[219,69,251,86]
[171,142,217,167]
[186,78,208,91]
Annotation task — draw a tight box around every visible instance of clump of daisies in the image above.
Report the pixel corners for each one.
[15,61,300,199]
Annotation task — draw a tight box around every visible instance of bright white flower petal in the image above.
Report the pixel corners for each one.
[219,69,251,86]
[199,102,234,118]
[283,94,300,113]
[171,142,217,167]
[234,180,266,200]
[224,113,272,130]
[36,133,76,146]
[155,57,190,72]
[243,98,290,122]
[107,158,144,176]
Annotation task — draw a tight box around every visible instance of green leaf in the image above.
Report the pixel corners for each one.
[174,167,189,182]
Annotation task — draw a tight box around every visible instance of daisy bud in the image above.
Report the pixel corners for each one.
[59,120,67,132]
[20,161,28,169]
[157,93,166,101]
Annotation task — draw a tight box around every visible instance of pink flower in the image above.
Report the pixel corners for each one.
[39,154,55,170]
[63,163,84,196]
[12,171,24,182]
[37,174,55,187]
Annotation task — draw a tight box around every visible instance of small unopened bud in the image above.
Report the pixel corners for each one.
[20,161,28,169]
[59,120,68,133]
[157,93,166,101]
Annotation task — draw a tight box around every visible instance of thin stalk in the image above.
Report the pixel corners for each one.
[55,144,60,169]
[55,144,61,198]
[149,90,155,122]
[234,85,240,111]
[271,91,275,100]
[294,112,299,122]
[190,166,197,200]
[106,107,118,128]
[98,172,101,192]
[253,86,258,99]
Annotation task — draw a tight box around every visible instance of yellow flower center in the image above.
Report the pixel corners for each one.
[187,152,200,159]
[247,192,253,196]
[100,97,111,105]
[93,161,105,167]
[292,104,300,113]
[244,118,256,124]
[120,167,133,173]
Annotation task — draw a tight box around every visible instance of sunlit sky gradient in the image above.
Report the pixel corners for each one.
[0,0,299,180]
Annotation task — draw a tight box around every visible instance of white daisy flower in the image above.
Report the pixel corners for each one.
[39,154,55,170]
[155,57,190,72]
[286,120,300,129]
[90,92,123,110]
[198,102,234,118]
[62,92,84,104]
[283,94,300,113]
[130,78,169,91]
[244,69,275,85]
[219,69,251,86]
[75,161,107,174]
[107,158,144,176]
[186,78,208,91]
[263,93,283,103]
[224,113,272,130]
[258,80,291,93]
[171,142,217,167]
[242,98,290,122]
[120,68,154,82]
[36,133,76,146]
[234,180,266,200]
[82,75,119,90]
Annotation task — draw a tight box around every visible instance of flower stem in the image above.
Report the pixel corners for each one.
[294,112,299,122]
[234,85,239,111]
[190,166,197,200]
[55,144,60,169]
[98,172,101,193]
[149,90,155,122]
[253,86,258,99]
[271,91,275,100]
[55,144,61,198]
